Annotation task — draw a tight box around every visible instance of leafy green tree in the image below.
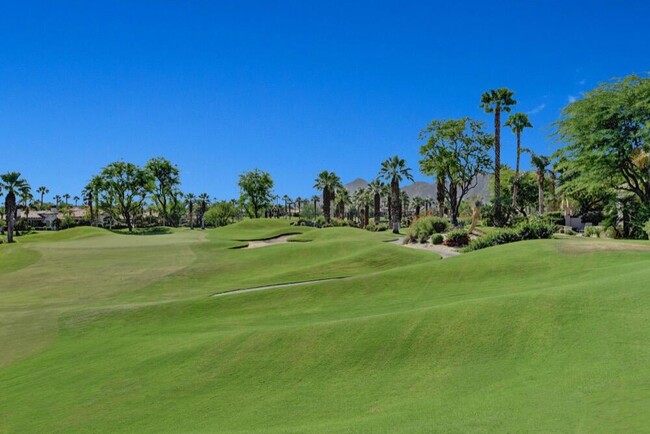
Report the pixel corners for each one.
[1,172,30,242]
[314,170,341,223]
[238,169,274,218]
[419,118,493,225]
[145,157,181,226]
[204,200,238,227]
[98,162,152,232]
[37,186,49,209]
[480,88,517,223]
[555,75,650,235]
[379,155,414,233]
[504,112,533,209]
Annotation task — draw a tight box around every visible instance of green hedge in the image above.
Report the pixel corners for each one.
[465,220,556,252]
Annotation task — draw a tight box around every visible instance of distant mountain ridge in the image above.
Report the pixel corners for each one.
[343,174,491,201]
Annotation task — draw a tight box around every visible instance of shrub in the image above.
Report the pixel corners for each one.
[431,233,444,245]
[465,220,555,252]
[516,220,556,239]
[444,229,470,247]
[645,220,650,239]
[584,226,603,238]
[365,221,388,232]
[406,216,450,243]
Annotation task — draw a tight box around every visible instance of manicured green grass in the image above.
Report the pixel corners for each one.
[2,219,650,432]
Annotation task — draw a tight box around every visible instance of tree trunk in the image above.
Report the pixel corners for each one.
[387,197,392,223]
[364,204,369,228]
[512,130,521,208]
[494,108,501,199]
[374,193,380,224]
[436,172,445,217]
[449,182,459,226]
[323,188,331,223]
[415,204,421,216]
[126,213,133,232]
[391,180,400,233]
[6,192,15,243]
[537,172,545,214]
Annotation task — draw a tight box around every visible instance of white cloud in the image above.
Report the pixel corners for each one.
[568,95,577,103]
[527,103,546,115]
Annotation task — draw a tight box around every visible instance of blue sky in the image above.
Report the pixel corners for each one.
[2,1,649,200]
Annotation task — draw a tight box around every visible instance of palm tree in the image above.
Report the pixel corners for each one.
[295,196,303,216]
[282,195,292,218]
[62,193,71,207]
[198,193,210,229]
[367,179,384,224]
[185,193,196,229]
[480,88,517,203]
[400,190,410,221]
[1,172,29,243]
[335,187,350,219]
[412,196,425,217]
[525,150,551,214]
[311,195,320,218]
[379,155,414,233]
[504,112,533,209]
[53,195,61,207]
[73,195,80,206]
[314,170,341,223]
[37,186,49,209]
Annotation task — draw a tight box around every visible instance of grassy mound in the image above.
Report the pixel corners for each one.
[1,221,650,432]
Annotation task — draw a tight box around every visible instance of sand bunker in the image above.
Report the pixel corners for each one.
[243,234,296,249]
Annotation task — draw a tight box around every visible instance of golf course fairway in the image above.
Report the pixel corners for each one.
[2,219,650,432]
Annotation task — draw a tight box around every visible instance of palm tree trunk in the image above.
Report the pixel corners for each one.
[374,193,380,224]
[6,192,15,243]
[494,108,501,199]
[364,204,369,228]
[512,130,521,208]
[391,180,400,233]
[323,188,331,223]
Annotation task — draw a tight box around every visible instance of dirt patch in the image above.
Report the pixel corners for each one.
[558,239,650,254]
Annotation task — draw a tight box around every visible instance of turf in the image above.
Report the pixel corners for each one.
[1,220,650,432]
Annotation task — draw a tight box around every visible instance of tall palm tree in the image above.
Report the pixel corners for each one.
[62,193,70,207]
[525,150,551,214]
[198,193,210,229]
[73,195,80,207]
[480,88,517,203]
[504,112,533,209]
[185,193,196,229]
[400,190,410,221]
[367,179,384,224]
[1,172,29,243]
[37,186,49,209]
[379,155,414,233]
[54,195,62,207]
[314,170,341,223]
